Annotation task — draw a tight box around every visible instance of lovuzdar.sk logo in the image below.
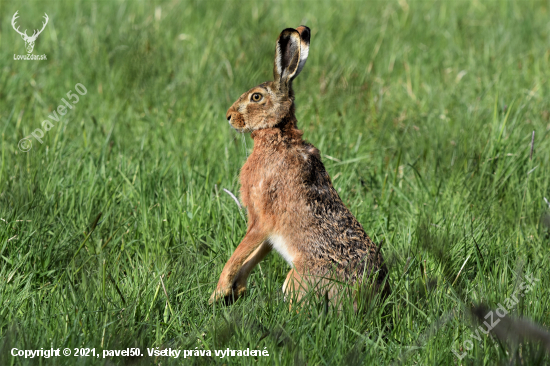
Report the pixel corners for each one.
[12,10,48,61]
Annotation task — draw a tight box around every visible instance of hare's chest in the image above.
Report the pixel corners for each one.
[240,158,282,212]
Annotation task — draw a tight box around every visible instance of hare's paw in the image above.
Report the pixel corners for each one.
[208,282,247,305]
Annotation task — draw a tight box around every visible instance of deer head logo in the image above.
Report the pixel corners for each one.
[11,11,49,54]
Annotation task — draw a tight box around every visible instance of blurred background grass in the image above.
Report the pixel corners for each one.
[0,0,549,364]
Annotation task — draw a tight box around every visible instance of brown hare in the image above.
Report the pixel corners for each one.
[210,26,390,309]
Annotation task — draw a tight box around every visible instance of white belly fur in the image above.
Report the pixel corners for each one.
[269,234,294,267]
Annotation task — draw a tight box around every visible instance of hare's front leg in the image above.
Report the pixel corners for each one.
[209,228,271,304]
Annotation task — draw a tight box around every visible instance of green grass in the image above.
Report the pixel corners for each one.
[1,0,550,364]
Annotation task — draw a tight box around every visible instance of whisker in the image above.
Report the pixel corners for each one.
[240,131,249,158]
[223,188,242,210]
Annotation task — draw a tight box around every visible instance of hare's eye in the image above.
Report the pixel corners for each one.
[251,93,263,102]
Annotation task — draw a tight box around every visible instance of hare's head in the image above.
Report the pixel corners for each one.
[226,26,310,132]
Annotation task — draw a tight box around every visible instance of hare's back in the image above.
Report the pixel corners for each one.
[287,145,381,278]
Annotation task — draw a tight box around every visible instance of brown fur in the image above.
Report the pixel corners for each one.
[210,26,390,309]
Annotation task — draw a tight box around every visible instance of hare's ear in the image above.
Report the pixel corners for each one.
[273,26,310,94]
[295,26,311,77]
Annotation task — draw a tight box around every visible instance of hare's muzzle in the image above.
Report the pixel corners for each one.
[226,108,246,130]
[226,110,233,126]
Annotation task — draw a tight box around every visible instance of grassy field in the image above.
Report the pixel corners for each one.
[1,0,550,364]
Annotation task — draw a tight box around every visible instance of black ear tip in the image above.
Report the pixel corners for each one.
[297,25,311,42]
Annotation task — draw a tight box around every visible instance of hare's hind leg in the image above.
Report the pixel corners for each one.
[283,268,352,310]
[210,230,271,304]
[282,269,335,310]
[282,269,308,307]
